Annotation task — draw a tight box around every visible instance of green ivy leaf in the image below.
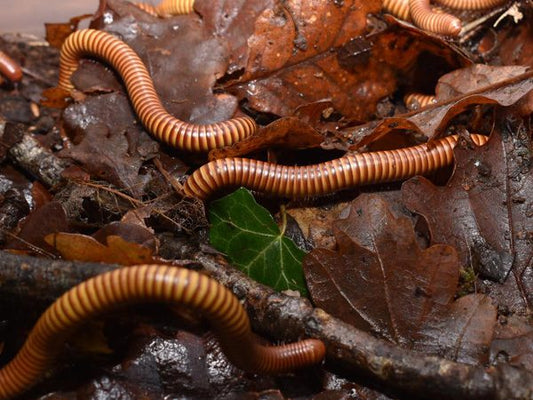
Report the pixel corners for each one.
[209,188,308,296]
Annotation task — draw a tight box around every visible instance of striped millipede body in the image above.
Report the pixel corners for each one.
[383,0,411,21]
[183,134,489,200]
[0,51,22,83]
[134,0,195,17]
[0,265,325,399]
[404,93,437,110]
[432,0,508,9]
[58,29,256,152]
[408,0,462,36]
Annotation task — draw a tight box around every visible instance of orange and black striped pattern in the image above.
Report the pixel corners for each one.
[408,0,462,36]
[404,93,438,110]
[383,0,412,21]
[433,0,508,9]
[183,134,489,199]
[134,0,195,17]
[0,265,325,399]
[58,29,257,152]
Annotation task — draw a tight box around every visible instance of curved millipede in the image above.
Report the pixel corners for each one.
[408,0,462,36]
[382,0,411,21]
[0,265,326,399]
[432,0,508,9]
[0,50,22,83]
[134,0,195,17]
[404,93,437,110]
[58,29,257,152]
[183,134,489,200]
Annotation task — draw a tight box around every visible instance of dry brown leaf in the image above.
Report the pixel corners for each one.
[44,14,93,49]
[45,233,157,265]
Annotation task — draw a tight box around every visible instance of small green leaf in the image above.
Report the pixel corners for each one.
[209,188,308,296]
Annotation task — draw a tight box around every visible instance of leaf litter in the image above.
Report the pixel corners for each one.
[0,0,532,398]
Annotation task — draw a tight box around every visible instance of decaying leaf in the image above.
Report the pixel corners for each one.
[5,201,69,255]
[45,220,160,265]
[60,93,160,197]
[491,315,533,370]
[208,117,324,160]
[227,2,470,123]
[304,194,496,363]
[402,120,533,292]
[44,14,93,48]
[335,66,533,150]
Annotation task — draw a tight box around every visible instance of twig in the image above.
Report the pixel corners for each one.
[0,251,531,400]
[2,122,68,187]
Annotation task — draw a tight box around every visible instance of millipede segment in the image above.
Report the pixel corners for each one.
[183,134,489,200]
[409,0,462,36]
[58,29,257,152]
[0,51,22,83]
[432,0,508,9]
[0,265,326,399]
[383,0,412,21]
[404,93,437,110]
[135,0,195,17]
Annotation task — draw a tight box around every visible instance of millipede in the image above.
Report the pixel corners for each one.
[0,265,326,399]
[0,50,22,83]
[183,134,489,200]
[382,0,411,21]
[58,29,257,152]
[134,0,195,17]
[408,0,463,36]
[432,0,508,9]
[404,93,437,110]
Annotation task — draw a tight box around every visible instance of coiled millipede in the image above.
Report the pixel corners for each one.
[408,0,462,36]
[183,134,489,200]
[0,265,326,399]
[0,51,22,83]
[134,0,195,17]
[58,29,257,152]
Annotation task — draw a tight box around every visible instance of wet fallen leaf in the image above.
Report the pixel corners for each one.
[227,3,469,123]
[435,64,531,99]
[402,119,533,291]
[208,117,324,159]
[304,194,496,362]
[490,315,533,370]
[335,67,533,150]
[60,93,160,197]
[44,14,93,49]
[5,201,68,255]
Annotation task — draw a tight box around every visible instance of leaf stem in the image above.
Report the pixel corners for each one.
[279,205,287,236]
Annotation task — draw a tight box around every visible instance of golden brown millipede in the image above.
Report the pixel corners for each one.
[404,93,437,110]
[432,0,508,9]
[183,134,489,200]
[382,0,411,21]
[58,29,257,152]
[408,0,462,36]
[0,265,326,399]
[134,0,195,17]
[0,50,22,83]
